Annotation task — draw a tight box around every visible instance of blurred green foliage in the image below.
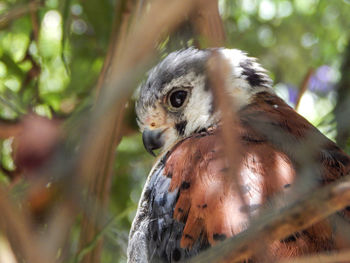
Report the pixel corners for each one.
[0,0,350,262]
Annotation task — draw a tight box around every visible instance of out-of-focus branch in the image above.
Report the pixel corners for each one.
[0,1,219,263]
[0,187,50,263]
[207,53,249,218]
[29,0,40,42]
[0,1,43,29]
[278,250,350,263]
[334,40,350,149]
[20,5,42,96]
[0,119,22,139]
[77,1,133,262]
[77,0,203,189]
[197,0,248,219]
[189,174,350,263]
[191,0,225,48]
[295,68,314,111]
[77,0,206,262]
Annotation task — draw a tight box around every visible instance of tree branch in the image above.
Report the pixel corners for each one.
[0,187,51,263]
[0,1,43,29]
[295,68,314,111]
[77,1,133,261]
[76,0,206,262]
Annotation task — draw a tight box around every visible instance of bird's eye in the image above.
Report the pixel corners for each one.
[168,89,188,109]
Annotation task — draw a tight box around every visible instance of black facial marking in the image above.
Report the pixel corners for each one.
[213,233,227,241]
[181,181,191,190]
[284,184,291,188]
[175,121,187,136]
[240,60,265,87]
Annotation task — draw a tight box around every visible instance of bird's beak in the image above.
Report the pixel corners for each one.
[142,128,165,156]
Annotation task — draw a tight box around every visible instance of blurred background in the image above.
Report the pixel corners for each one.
[1,0,350,262]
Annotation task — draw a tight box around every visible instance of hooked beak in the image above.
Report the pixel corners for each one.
[142,128,165,156]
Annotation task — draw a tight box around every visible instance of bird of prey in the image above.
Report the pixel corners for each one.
[127,48,350,263]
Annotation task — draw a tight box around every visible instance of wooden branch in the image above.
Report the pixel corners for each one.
[0,1,43,29]
[29,0,40,42]
[77,1,133,262]
[207,53,250,218]
[189,174,350,263]
[0,119,22,139]
[191,0,225,47]
[76,0,206,262]
[0,187,50,263]
[295,68,314,111]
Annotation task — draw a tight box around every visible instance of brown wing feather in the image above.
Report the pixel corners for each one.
[164,92,350,259]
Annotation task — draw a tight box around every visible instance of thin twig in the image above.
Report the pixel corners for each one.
[29,0,40,42]
[60,0,72,75]
[75,206,135,263]
[0,119,22,139]
[295,68,314,111]
[0,1,43,29]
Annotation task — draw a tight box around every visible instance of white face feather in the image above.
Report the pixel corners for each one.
[219,49,274,108]
[162,72,219,138]
[154,71,218,151]
[136,48,273,154]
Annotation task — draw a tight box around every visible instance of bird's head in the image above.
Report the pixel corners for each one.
[135,47,273,156]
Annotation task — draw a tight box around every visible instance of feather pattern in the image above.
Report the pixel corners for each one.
[129,91,350,262]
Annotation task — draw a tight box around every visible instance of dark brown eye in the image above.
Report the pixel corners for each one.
[168,90,188,108]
